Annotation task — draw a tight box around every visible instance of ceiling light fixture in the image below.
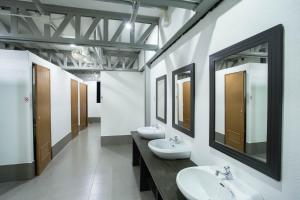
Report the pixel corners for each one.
[125,22,132,30]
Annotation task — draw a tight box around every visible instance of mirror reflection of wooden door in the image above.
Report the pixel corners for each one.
[34,65,52,175]
[71,80,79,137]
[80,83,88,130]
[225,71,246,152]
[183,81,191,129]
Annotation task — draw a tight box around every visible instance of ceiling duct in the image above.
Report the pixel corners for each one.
[71,47,95,64]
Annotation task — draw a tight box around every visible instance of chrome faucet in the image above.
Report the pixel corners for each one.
[215,166,233,180]
[169,136,180,144]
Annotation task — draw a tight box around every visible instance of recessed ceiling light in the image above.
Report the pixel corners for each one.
[125,22,132,30]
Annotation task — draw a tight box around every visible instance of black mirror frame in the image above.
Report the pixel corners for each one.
[209,25,283,180]
[172,63,195,138]
[156,75,167,123]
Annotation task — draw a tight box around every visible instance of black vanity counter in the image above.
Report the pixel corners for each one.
[131,131,196,200]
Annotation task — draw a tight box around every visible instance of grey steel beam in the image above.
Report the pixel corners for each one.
[0,34,158,50]
[103,50,138,58]
[112,58,119,69]
[68,55,79,68]
[0,20,10,33]
[95,0,197,10]
[0,0,159,24]
[83,17,101,40]
[103,18,108,41]
[75,14,81,39]
[111,21,125,42]
[10,7,18,34]
[63,67,102,71]
[194,0,219,13]
[145,0,221,68]
[126,57,137,69]
[130,22,135,43]
[32,0,48,15]
[95,0,167,10]
[19,9,42,36]
[52,14,73,38]
[143,0,198,10]
[136,23,156,44]
[65,67,139,72]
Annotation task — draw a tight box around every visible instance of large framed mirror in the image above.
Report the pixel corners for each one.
[156,75,167,123]
[209,25,283,180]
[172,63,195,137]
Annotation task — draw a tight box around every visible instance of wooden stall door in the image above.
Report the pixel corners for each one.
[34,65,52,175]
[225,71,246,152]
[71,80,79,137]
[182,82,191,129]
[80,83,88,130]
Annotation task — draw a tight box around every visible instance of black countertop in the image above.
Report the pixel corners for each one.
[131,131,196,200]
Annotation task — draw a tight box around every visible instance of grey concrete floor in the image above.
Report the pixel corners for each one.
[0,123,154,200]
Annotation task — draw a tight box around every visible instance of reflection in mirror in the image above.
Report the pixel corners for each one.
[172,64,195,137]
[175,71,191,129]
[156,75,167,123]
[214,43,268,162]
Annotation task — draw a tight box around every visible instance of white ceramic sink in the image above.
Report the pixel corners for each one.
[148,138,191,159]
[137,126,165,139]
[176,166,263,200]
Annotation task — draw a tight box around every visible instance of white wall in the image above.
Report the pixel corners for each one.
[148,0,300,199]
[0,51,33,165]
[0,50,84,166]
[87,81,101,118]
[29,53,83,146]
[100,71,144,136]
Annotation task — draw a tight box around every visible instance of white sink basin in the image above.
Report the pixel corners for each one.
[176,166,263,200]
[148,139,191,159]
[137,126,165,139]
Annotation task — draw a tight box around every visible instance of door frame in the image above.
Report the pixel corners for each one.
[71,79,79,137]
[80,83,88,130]
[32,63,52,175]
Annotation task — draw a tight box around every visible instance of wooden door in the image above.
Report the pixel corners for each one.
[225,71,246,152]
[80,83,88,130]
[34,65,52,175]
[182,81,191,129]
[71,80,79,137]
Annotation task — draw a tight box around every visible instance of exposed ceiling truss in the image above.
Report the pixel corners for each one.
[0,0,159,72]
[95,0,204,11]
[0,0,223,73]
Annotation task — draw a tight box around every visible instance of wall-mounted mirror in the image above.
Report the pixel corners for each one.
[156,75,167,123]
[172,63,195,137]
[209,25,283,180]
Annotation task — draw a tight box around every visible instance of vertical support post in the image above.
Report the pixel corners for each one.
[140,157,150,191]
[107,55,111,69]
[130,22,135,43]
[75,14,81,39]
[103,18,108,41]
[10,7,18,35]
[132,140,140,166]
[44,24,51,38]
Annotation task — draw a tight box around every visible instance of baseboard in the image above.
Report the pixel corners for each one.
[0,162,35,182]
[52,132,72,158]
[101,135,132,146]
[88,117,101,123]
